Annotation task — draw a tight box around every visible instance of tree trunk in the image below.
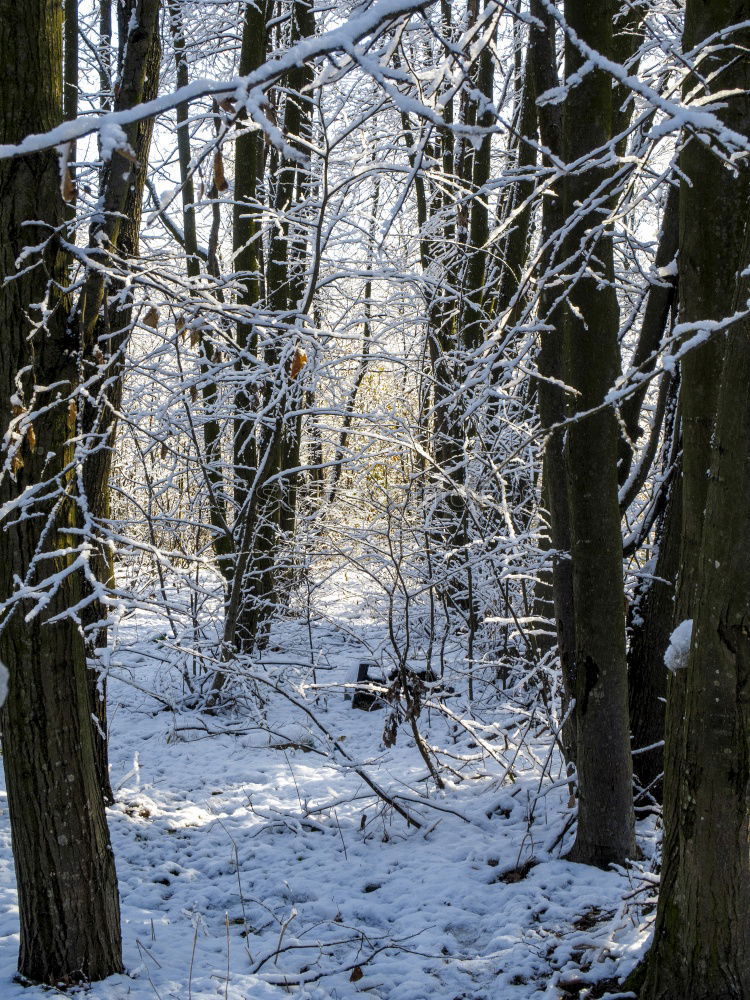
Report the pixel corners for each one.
[562,0,635,867]
[529,0,577,765]
[637,3,750,996]
[231,0,269,655]
[627,455,680,802]
[0,0,122,982]
[79,0,161,805]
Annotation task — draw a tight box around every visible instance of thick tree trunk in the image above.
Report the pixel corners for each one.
[561,0,635,867]
[637,4,750,996]
[0,0,122,982]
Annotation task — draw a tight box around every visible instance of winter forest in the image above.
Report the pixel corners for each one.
[0,0,749,998]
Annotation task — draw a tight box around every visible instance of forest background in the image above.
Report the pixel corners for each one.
[0,0,749,998]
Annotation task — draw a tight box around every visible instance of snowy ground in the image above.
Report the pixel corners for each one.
[0,582,656,999]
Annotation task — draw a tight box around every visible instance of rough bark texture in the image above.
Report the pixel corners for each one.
[562,0,635,867]
[230,0,270,655]
[0,0,122,983]
[638,3,750,996]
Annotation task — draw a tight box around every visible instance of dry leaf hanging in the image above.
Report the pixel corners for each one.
[213,150,228,193]
[143,306,159,329]
[290,347,307,379]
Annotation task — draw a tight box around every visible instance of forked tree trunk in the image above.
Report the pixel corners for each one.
[0,0,122,983]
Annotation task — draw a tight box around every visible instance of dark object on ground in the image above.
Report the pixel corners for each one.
[347,660,383,711]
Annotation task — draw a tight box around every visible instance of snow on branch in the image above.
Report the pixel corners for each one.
[0,0,435,162]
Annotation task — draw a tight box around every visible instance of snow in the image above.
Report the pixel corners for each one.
[0,581,656,999]
[0,0,432,163]
[664,619,693,672]
[98,124,132,163]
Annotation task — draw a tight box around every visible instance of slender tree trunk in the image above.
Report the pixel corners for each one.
[627,451,680,802]
[0,0,122,982]
[529,0,577,765]
[231,0,269,655]
[561,0,635,867]
[618,182,679,486]
[168,0,233,582]
[79,0,160,804]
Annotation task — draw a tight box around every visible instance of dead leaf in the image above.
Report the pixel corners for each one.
[143,306,159,329]
[60,141,76,202]
[290,347,307,379]
[349,965,364,983]
[61,168,75,203]
[213,150,228,193]
[25,424,36,453]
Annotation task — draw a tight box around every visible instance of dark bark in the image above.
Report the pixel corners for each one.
[0,0,122,982]
[529,0,577,765]
[561,0,635,867]
[229,0,269,656]
[627,453,680,802]
[638,3,750,996]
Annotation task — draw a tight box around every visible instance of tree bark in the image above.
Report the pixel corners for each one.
[627,453,680,802]
[529,0,577,765]
[561,0,635,867]
[638,3,750,996]
[0,0,122,982]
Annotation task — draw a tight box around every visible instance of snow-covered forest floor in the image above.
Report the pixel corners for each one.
[0,577,657,1000]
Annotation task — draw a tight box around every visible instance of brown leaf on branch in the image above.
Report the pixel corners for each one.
[143,306,159,329]
[290,347,308,379]
[60,141,76,202]
[67,399,77,434]
[213,150,228,192]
